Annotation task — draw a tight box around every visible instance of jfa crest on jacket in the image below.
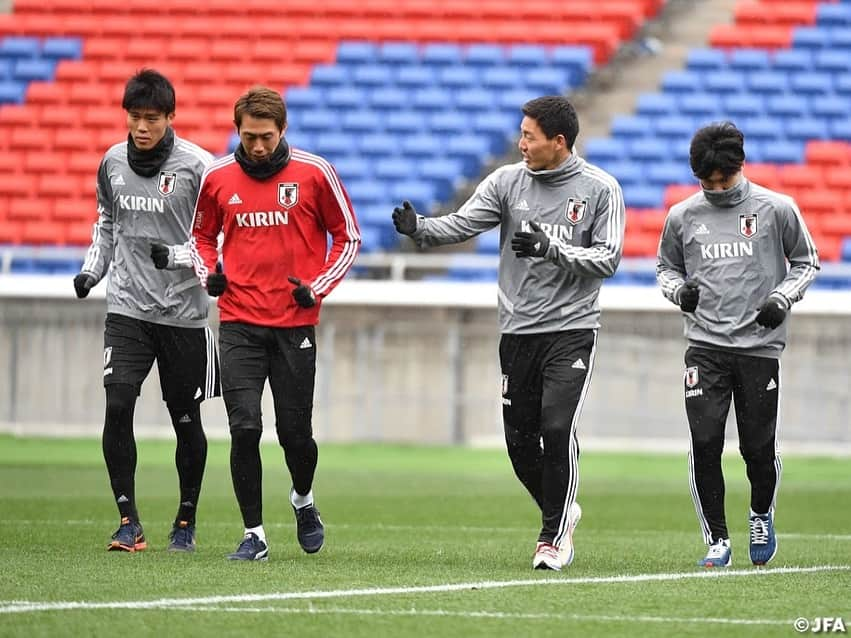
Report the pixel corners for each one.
[190,148,360,328]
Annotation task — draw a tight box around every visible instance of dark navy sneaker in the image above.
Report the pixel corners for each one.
[108,517,147,552]
[227,533,268,561]
[294,504,324,554]
[698,538,732,567]
[749,513,778,566]
[168,520,196,553]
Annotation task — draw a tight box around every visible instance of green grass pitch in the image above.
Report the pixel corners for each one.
[1,435,849,637]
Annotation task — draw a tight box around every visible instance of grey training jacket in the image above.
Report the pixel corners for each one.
[411,154,625,334]
[81,134,214,328]
[656,179,819,357]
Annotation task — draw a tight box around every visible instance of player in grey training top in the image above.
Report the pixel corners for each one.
[656,121,819,569]
[393,95,625,571]
[73,69,220,555]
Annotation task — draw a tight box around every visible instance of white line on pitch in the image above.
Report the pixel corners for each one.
[1,565,849,615]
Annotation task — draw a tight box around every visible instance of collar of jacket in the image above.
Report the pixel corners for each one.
[524,153,585,184]
[126,127,175,177]
[234,139,291,180]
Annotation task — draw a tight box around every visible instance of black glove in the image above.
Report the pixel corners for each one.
[206,262,227,297]
[678,279,700,313]
[150,243,169,269]
[511,220,550,258]
[392,200,418,236]
[73,273,96,299]
[288,276,316,308]
[755,298,787,329]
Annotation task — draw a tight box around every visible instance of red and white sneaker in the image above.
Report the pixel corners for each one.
[557,502,582,567]
[532,541,562,570]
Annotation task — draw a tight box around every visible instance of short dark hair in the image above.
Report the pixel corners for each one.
[521,95,579,147]
[234,86,287,131]
[689,121,745,180]
[122,68,175,114]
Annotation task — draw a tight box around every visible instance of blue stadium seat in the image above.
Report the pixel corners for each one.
[285,130,316,152]
[792,26,828,50]
[395,65,437,89]
[609,115,652,139]
[765,94,809,118]
[472,111,515,138]
[622,185,663,209]
[818,3,851,26]
[352,64,393,87]
[841,237,851,262]
[525,67,568,95]
[785,117,829,141]
[297,109,338,133]
[685,48,727,71]
[310,64,349,87]
[723,94,765,119]
[627,137,671,162]
[314,132,351,158]
[550,46,593,83]
[420,159,464,200]
[704,70,745,93]
[12,58,54,82]
[584,138,628,164]
[285,86,324,109]
[654,115,693,140]
[325,86,367,110]
[357,224,382,253]
[0,37,41,59]
[379,42,420,65]
[829,117,851,140]
[598,161,643,186]
[390,180,436,213]
[759,140,803,163]
[496,88,538,115]
[837,74,851,96]
[747,71,789,94]
[334,156,372,182]
[454,88,495,113]
[647,162,693,187]
[358,132,398,158]
[813,49,851,73]
[357,204,390,226]
[812,96,850,119]
[447,134,492,173]
[369,86,408,111]
[828,26,851,49]
[341,109,380,135]
[679,93,720,119]
[742,140,765,162]
[0,59,11,80]
[771,49,813,73]
[507,45,547,68]
[464,44,505,67]
[41,37,81,60]
[661,70,702,94]
[401,134,442,158]
[384,110,422,134]
[420,43,463,67]
[481,67,524,90]
[636,93,677,116]
[336,41,379,65]
[347,179,386,207]
[790,73,833,95]
[412,87,451,112]
[428,111,467,134]
[0,80,26,104]
[742,115,783,141]
[374,156,418,180]
[438,66,480,88]
[728,49,771,71]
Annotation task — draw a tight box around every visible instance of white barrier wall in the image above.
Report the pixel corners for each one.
[1,276,850,452]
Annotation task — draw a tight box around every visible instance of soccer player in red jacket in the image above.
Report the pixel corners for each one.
[191,86,360,561]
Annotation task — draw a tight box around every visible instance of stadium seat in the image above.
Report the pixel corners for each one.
[420,43,463,67]
[661,70,702,94]
[685,48,727,71]
[351,64,394,88]
[609,115,652,139]
[728,48,771,71]
[771,48,813,72]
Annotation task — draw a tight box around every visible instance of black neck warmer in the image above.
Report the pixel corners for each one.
[234,139,290,180]
[126,127,175,177]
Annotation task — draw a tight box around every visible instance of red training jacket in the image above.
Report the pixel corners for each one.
[190,148,360,327]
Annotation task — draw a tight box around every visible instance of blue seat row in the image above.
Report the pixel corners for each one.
[0,36,82,61]
[0,37,82,104]
[635,91,851,118]
[663,69,851,95]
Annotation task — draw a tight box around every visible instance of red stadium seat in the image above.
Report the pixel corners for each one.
[53,196,94,222]
[9,127,54,151]
[744,164,780,189]
[66,152,102,176]
[797,189,845,216]
[21,219,66,245]
[779,165,825,189]
[631,208,669,234]
[26,81,69,106]
[663,185,700,210]
[0,220,25,245]
[622,231,659,257]
[806,141,851,167]
[7,197,50,222]
[38,174,87,199]
[824,167,851,191]
[24,150,67,173]
[66,220,96,246]
[54,129,98,152]
[0,105,34,128]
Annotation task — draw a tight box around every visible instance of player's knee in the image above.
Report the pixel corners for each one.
[224,391,262,432]
[275,411,313,449]
[691,435,725,459]
[105,383,136,420]
[740,439,775,466]
[230,428,261,453]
